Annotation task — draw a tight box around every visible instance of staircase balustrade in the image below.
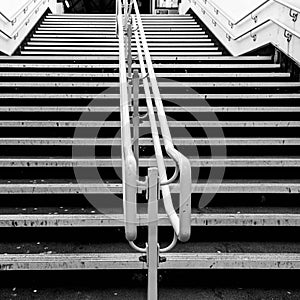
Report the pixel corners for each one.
[117,1,192,298]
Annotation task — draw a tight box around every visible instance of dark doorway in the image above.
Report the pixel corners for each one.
[62,0,155,14]
[136,0,152,14]
[63,0,117,14]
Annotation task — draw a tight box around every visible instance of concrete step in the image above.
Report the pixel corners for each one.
[0,63,280,69]
[0,252,299,270]
[30,38,212,42]
[32,34,210,39]
[0,106,298,113]
[0,157,299,167]
[3,93,295,99]
[0,180,299,194]
[0,137,298,146]
[20,52,223,56]
[23,46,220,51]
[26,42,216,47]
[36,28,204,32]
[0,55,273,61]
[42,21,198,25]
[40,24,201,28]
[0,137,300,147]
[1,81,298,88]
[0,72,289,78]
[0,120,298,128]
[1,211,300,227]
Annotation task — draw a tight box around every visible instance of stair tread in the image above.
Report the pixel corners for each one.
[0,252,299,270]
[33,34,209,38]
[30,38,212,41]
[0,205,300,214]
[23,47,219,51]
[0,120,299,127]
[158,82,300,87]
[27,43,216,47]
[42,22,198,25]
[40,25,201,28]
[20,52,223,56]
[0,211,300,227]
[0,93,297,99]
[49,13,190,15]
[0,72,289,78]
[0,157,299,167]
[26,43,215,46]
[36,29,205,32]
[0,137,299,146]
[0,106,299,112]
[0,56,273,61]
[0,63,279,69]
[0,180,298,194]
[34,34,206,38]
[2,82,298,87]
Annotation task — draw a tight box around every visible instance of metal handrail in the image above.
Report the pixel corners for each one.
[118,0,191,243]
[194,0,300,42]
[201,0,300,27]
[132,16,180,241]
[231,18,300,41]
[0,0,37,23]
[0,0,46,40]
[117,0,138,242]
[203,0,270,26]
[132,0,192,242]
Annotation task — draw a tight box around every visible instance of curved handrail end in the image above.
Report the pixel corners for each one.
[176,152,192,242]
[123,146,138,242]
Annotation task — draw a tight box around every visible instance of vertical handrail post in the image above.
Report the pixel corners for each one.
[127,19,133,80]
[124,0,129,30]
[147,167,159,300]
[133,69,140,178]
[127,17,133,107]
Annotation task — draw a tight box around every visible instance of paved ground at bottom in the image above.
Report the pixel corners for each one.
[0,270,300,300]
[1,287,300,300]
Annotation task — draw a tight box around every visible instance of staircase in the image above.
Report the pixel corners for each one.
[0,10,300,288]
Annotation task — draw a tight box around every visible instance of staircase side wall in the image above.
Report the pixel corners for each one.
[179,0,300,65]
[0,0,59,56]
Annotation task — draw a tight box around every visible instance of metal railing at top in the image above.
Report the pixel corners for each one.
[117,0,192,244]
[200,0,300,28]
[192,0,300,43]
